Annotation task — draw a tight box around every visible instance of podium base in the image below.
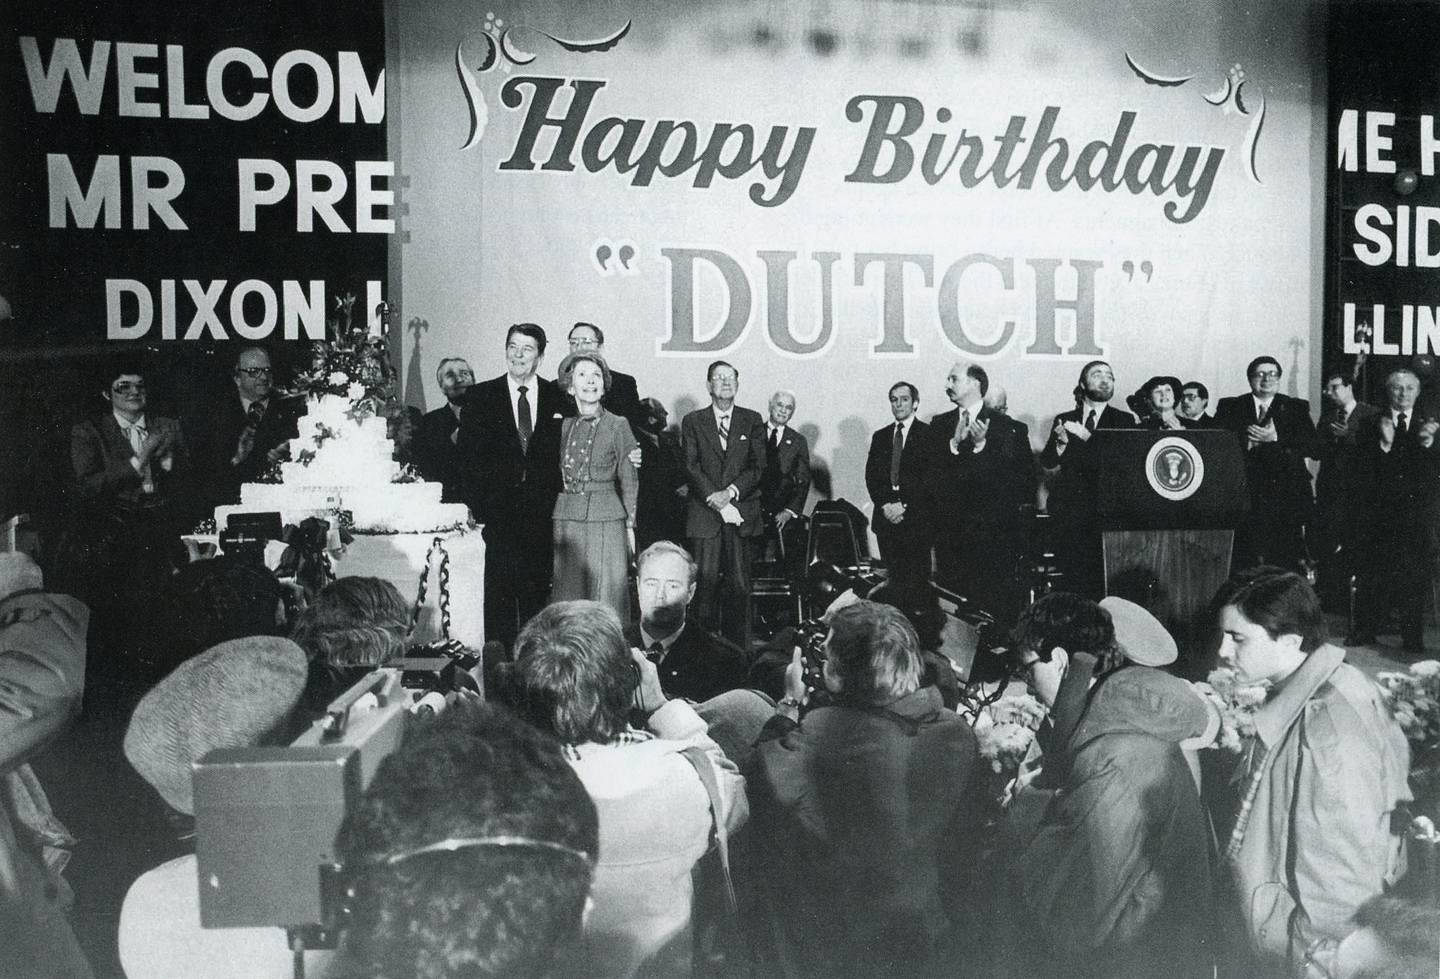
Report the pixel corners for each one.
[1102,528,1233,676]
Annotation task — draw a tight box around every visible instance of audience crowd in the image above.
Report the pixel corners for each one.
[2,326,1438,978]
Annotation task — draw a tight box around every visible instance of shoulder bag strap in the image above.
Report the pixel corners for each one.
[679,745,738,916]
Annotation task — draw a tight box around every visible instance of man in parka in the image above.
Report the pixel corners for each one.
[1012,596,1218,979]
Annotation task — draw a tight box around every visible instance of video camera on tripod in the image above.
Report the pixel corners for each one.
[191,640,492,968]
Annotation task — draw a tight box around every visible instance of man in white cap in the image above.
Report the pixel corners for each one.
[1009,593,1219,979]
[118,635,331,979]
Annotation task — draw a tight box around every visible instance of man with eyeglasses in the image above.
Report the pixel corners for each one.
[563,322,643,425]
[457,324,564,648]
[67,360,189,616]
[194,345,301,512]
[1214,355,1320,573]
[412,357,474,502]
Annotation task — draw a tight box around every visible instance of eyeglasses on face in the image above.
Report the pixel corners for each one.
[112,382,146,394]
[1251,370,1280,379]
[236,367,273,377]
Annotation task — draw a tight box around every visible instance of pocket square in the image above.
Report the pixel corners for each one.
[551,413,563,419]
[739,434,749,441]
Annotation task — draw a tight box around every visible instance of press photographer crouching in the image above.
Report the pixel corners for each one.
[496,599,747,979]
[747,567,964,711]
[746,599,978,979]
[289,576,417,716]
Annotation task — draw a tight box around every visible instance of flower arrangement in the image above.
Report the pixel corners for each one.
[288,293,396,422]
[1191,667,1270,753]
[973,692,1048,776]
[1376,660,1440,755]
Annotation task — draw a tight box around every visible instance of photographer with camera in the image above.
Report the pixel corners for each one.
[333,702,599,979]
[748,599,977,979]
[499,599,747,979]
[289,576,413,716]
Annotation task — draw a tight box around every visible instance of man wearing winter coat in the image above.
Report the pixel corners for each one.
[1013,602,1218,979]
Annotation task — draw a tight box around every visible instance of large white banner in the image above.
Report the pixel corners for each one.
[390,0,1322,508]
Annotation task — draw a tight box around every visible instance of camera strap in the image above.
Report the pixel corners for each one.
[679,746,737,917]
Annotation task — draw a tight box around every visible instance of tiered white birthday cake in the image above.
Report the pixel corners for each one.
[216,394,470,534]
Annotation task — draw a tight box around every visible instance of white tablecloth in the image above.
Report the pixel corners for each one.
[184,527,487,648]
[332,529,486,648]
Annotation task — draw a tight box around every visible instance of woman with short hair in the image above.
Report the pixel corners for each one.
[551,352,639,619]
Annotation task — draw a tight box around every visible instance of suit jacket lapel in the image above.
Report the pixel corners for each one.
[101,414,135,460]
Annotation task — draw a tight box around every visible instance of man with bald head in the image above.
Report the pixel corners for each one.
[923,361,1032,629]
[758,390,811,567]
[412,357,474,502]
[1351,367,1439,651]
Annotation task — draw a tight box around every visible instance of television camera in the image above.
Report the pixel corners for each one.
[191,639,492,973]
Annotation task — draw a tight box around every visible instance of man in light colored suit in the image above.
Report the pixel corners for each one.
[681,361,765,646]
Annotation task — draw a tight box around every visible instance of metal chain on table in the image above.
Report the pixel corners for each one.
[411,536,453,639]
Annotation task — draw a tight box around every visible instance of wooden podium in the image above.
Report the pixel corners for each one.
[1095,430,1249,673]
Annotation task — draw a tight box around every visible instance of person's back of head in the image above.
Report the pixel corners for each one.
[335,703,598,979]
[503,600,634,745]
[290,575,411,668]
[825,599,923,706]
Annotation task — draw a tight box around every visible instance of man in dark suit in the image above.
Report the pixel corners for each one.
[925,361,1032,629]
[1039,360,1137,597]
[681,360,766,646]
[1350,368,1438,652]
[192,345,302,513]
[457,324,565,648]
[865,381,932,583]
[623,540,747,701]
[1213,355,1320,572]
[758,390,811,567]
[411,357,473,502]
[1316,368,1378,608]
[1180,381,1212,425]
[562,322,642,424]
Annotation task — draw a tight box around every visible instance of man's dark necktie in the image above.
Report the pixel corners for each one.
[770,427,781,452]
[1256,403,1269,426]
[1398,412,1409,437]
[247,400,265,428]
[1084,410,1097,432]
[647,641,664,663]
[889,423,903,486]
[517,385,533,453]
